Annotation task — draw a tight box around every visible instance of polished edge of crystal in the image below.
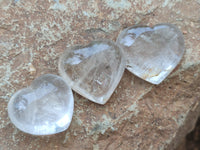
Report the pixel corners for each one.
[58,39,126,105]
[117,23,185,85]
[7,74,74,136]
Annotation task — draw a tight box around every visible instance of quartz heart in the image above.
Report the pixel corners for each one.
[58,40,125,104]
[117,24,185,84]
[8,74,74,135]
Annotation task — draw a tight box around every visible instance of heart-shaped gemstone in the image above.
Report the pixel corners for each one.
[117,24,185,84]
[58,40,125,104]
[8,74,74,135]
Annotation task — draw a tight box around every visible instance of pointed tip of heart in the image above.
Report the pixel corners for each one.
[88,94,113,105]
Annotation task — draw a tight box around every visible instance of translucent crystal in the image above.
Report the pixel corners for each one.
[58,40,125,104]
[8,74,74,135]
[117,24,185,84]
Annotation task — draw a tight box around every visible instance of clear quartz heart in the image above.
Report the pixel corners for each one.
[117,24,185,84]
[8,74,74,135]
[58,40,125,104]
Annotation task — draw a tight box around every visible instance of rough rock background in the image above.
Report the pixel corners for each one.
[0,0,199,149]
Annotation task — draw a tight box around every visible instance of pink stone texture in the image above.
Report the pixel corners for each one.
[0,0,199,149]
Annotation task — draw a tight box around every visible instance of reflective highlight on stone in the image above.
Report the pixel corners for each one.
[58,40,125,104]
[8,74,74,135]
[117,24,185,84]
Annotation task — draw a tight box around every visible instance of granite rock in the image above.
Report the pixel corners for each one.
[0,0,199,149]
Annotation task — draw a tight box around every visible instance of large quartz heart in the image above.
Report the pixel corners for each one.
[8,74,74,135]
[117,24,185,84]
[58,40,125,104]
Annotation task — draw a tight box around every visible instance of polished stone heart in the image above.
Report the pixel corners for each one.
[8,74,74,135]
[117,24,185,84]
[58,40,125,104]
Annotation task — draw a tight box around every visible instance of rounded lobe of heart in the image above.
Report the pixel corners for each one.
[117,23,185,84]
[8,74,74,135]
[58,40,126,104]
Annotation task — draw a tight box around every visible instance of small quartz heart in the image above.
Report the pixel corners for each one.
[58,40,125,104]
[8,74,74,135]
[117,24,185,84]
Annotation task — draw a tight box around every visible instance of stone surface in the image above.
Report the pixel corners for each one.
[8,74,74,135]
[0,0,199,150]
[58,40,125,104]
[117,24,185,84]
